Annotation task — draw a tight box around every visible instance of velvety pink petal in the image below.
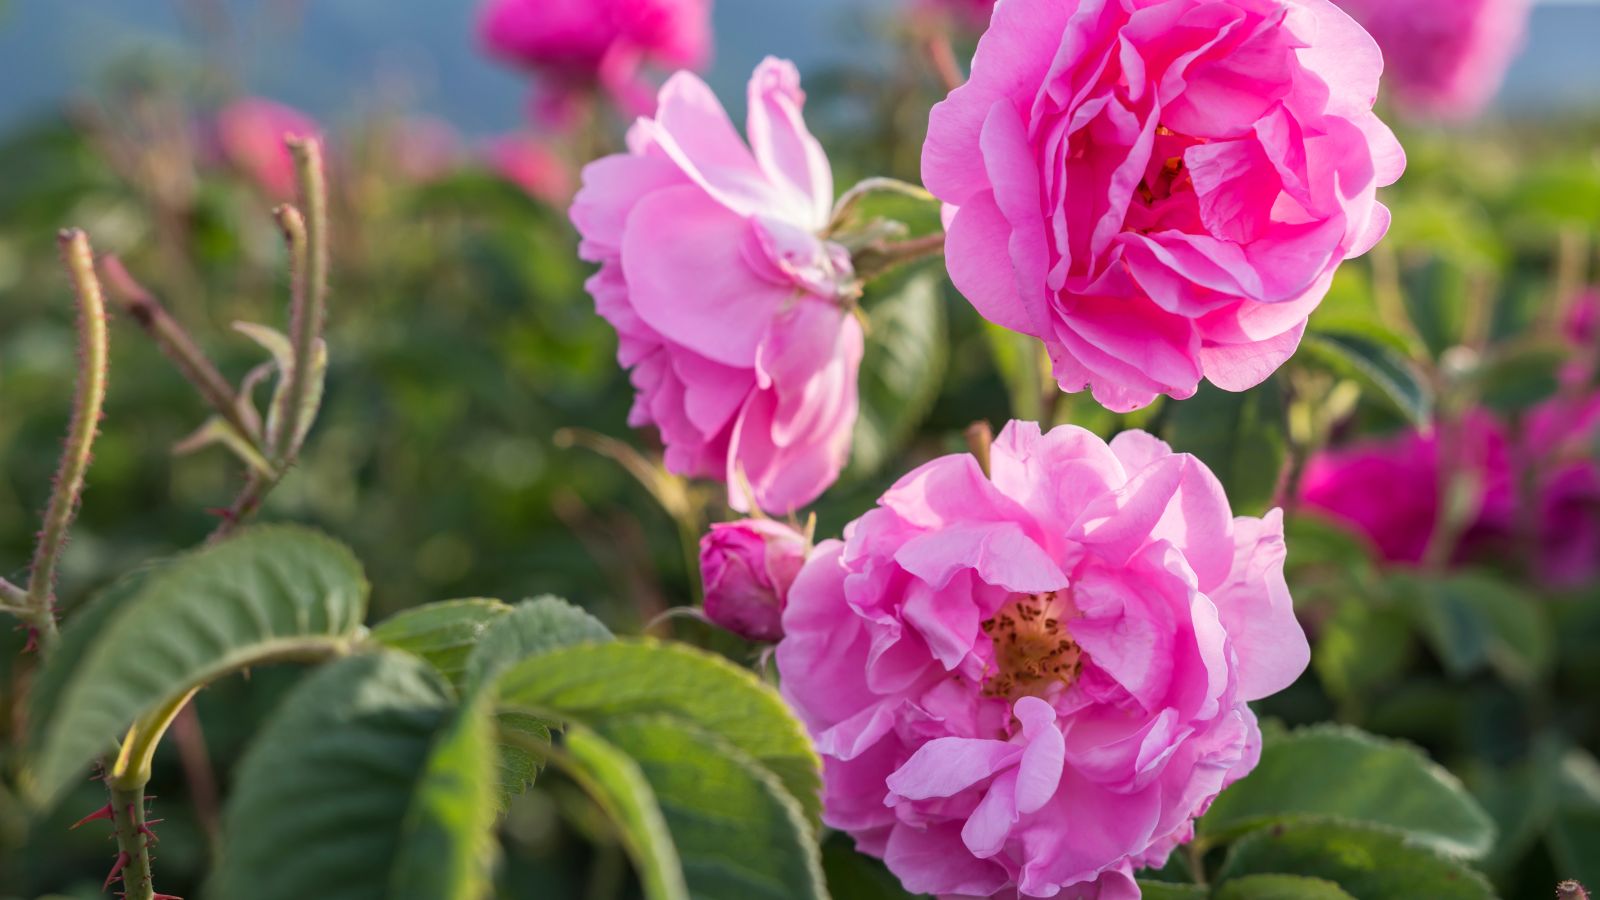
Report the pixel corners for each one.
[885,822,1011,897]
[963,769,1021,858]
[945,190,1040,334]
[621,186,791,366]
[1013,696,1065,815]
[746,57,833,229]
[1212,510,1310,701]
[895,522,1069,594]
[642,71,780,218]
[886,737,1022,802]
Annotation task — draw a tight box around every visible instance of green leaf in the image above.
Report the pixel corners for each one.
[1392,571,1553,687]
[1216,821,1494,899]
[494,710,552,805]
[1300,331,1433,427]
[1162,379,1287,516]
[211,652,499,900]
[27,525,368,806]
[462,595,613,691]
[372,598,513,689]
[1214,874,1356,899]
[577,715,826,900]
[563,724,689,900]
[848,271,948,480]
[1198,724,1495,858]
[1549,748,1600,888]
[822,831,918,900]
[1138,883,1208,899]
[494,640,823,830]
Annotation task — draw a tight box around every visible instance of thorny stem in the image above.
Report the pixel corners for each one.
[925,33,965,93]
[0,577,25,608]
[24,231,110,648]
[101,255,261,448]
[829,176,938,232]
[852,232,948,283]
[107,784,157,900]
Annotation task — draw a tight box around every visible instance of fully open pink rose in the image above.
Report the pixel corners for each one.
[700,518,808,642]
[1299,411,1516,565]
[778,421,1308,897]
[570,59,862,514]
[477,0,712,116]
[1339,0,1530,122]
[212,99,321,200]
[923,0,1404,412]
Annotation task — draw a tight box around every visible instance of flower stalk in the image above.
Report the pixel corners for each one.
[23,230,111,649]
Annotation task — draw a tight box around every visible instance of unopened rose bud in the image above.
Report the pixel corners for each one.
[698,519,808,642]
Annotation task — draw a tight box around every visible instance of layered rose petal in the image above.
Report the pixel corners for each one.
[924,0,1403,410]
[570,61,860,514]
[778,422,1310,898]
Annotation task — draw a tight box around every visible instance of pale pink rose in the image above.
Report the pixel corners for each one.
[213,99,322,200]
[477,0,712,116]
[484,134,575,206]
[699,518,808,642]
[569,59,862,515]
[1299,411,1516,564]
[1524,393,1600,587]
[777,421,1308,897]
[1338,0,1531,122]
[923,0,1405,412]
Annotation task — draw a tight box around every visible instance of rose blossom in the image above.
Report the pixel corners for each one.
[1299,411,1516,565]
[1338,0,1531,122]
[212,99,321,200]
[477,0,712,118]
[699,518,808,642]
[569,59,862,514]
[923,0,1405,412]
[1523,393,1600,587]
[777,421,1309,897]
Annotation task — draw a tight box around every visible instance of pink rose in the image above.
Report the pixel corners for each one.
[484,134,575,206]
[477,0,712,116]
[569,59,862,515]
[923,0,1405,412]
[777,421,1308,897]
[1338,0,1531,122]
[699,518,808,642]
[1299,411,1516,565]
[913,0,997,29]
[1524,393,1600,587]
[212,99,322,200]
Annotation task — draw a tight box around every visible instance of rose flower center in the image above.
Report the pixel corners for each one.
[980,591,1084,700]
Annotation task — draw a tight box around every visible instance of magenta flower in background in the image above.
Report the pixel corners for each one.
[1524,393,1600,588]
[1338,0,1531,122]
[778,421,1308,897]
[477,0,712,119]
[484,134,575,206]
[923,0,1405,412]
[570,58,862,515]
[1299,411,1516,565]
[913,0,997,29]
[212,99,322,200]
[699,518,808,642]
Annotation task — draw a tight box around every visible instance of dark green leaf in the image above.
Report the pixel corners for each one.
[1198,724,1495,858]
[1137,882,1207,899]
[1217,821,1494,899]
[562,725,688,900]
[1549,748,1600,888]
[462,595,612,691]
[212,652,499,900]
[1163,379,1287,516]
[1393,571,1553,687]
[1300,331,1433,427]
[822,831,918,900]
[495,640,823,829]
[27,526,368,806]
[849,271,948,480]
[371,599,513,689]
[1214,874,1356,899]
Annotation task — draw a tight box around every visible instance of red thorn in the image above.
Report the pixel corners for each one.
[103,851,129,890]
[137,818,162,842]
[70,803,115,829]
[15,623,40,654]
[152,894,184,900]
[205,506,236,521]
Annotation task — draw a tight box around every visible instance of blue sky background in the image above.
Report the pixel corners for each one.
[0,0,1595,134]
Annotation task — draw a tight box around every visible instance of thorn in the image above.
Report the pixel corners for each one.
[205,506,236,521]
[152,894,184,900]
[103,850,129,890]
[137,816,163,842]
[70,803,115,829]
[15,622,40,654]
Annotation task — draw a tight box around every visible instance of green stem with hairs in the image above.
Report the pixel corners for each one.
[23,230,110,648]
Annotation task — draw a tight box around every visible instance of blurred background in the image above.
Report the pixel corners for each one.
[1,1,1598,898]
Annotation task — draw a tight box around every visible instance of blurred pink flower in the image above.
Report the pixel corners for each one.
[477,0,712,117]
[913,0,996,29]
[213,98,322,200]
[923,0,1404,412]
[1299,411,1516,565]
[699,518,808,642]
[484,134,574,206]
[778,422,1308,897]
[1524,393,1600,587]
[1338,0,1531,122]
[385,117,466,183]
[569,59,861,515]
